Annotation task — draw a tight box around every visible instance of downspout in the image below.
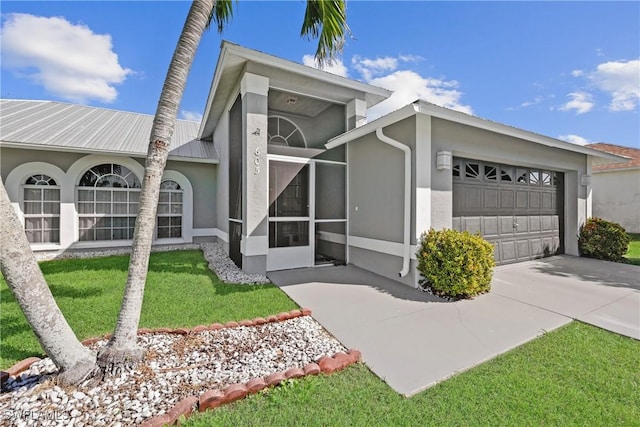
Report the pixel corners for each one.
[375,127,411,277]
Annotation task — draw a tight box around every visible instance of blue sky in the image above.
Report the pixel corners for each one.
[1,1,639,148]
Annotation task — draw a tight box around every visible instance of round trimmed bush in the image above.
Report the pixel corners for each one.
[578,217,629,262]
[416,228,495,299]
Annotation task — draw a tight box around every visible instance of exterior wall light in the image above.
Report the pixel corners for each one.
[436,151,452,170]
[581,174,591,186]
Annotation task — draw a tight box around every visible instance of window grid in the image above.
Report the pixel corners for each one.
[157,181,183,239]
[77,164,141,241]
[453,159,558,188]
[23,174,60,244]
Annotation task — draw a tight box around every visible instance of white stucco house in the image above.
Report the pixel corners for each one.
[588,143,640,233]
[0,42,624,287]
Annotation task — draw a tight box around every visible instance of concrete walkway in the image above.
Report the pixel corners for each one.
[268,256,639,396]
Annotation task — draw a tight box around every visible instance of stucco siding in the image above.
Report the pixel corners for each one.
[348,133,405,242]
[165,160,216,229]
[213,106,230,238]
[1,147,85,181]
[592,169,640,233]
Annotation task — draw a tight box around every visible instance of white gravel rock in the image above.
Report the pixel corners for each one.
[0,317,346,426]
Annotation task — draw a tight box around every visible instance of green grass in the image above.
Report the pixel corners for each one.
[0,250,297,368]
[186,322,640,426]
[624,233,640,266]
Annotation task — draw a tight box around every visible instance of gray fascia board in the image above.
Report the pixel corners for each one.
[325,103,419,149]
[327,100,627,165]
[414,101,626,164]
[0,141,219,164]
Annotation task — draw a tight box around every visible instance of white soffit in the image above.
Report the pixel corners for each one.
[198,41,392,139]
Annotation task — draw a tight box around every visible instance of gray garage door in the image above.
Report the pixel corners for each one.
[452,158,563,264]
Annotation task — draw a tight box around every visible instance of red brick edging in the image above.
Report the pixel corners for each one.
[1,308,362,426]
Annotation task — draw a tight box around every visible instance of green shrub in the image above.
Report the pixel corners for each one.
[578,217,629,262]
[416,228,495,299]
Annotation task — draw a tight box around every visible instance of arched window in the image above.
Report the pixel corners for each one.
[23,174,60,243]
[267,116,306,148]
[157,180,183,239]
[77,164,141,241]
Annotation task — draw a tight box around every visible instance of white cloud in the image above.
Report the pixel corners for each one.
[352,55,398,81]
[571,70,584,77]
[1,13,131,103]
[180,110,202,122]
[520,96,544,108]
[558,134,591,146]
[559,92,594,114]
[302,54,348,77]
[367,70,473,120]
[302,52,472,121]
[589,59,640,111]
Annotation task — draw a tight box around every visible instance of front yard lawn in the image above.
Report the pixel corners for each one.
[186,321,640,426]
[624,233,640,265]
[0,250,297,369]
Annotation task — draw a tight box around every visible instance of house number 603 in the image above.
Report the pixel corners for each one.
[253,147,261,175]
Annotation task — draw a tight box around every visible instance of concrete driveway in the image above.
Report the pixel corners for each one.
[268,256,639,397]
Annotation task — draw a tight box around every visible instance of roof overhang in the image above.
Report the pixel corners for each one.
[326,100,627,166]
[0,141,220,164]
[198,41,391,140]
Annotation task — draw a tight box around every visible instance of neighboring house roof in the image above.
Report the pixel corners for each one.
[587,143,640,172]
[327,100,626,166]
[0,99,219,163]
[198,41,392,140]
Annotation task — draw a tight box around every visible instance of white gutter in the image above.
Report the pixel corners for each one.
[375,127,411,277]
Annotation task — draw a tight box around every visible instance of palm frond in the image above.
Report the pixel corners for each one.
[207,0,235,33]
[301,0,350,65]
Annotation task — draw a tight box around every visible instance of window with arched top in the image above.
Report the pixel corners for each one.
[267,116,306,148]
[157,180,183,239]
[23,174,60,243]
[77,164,141,241]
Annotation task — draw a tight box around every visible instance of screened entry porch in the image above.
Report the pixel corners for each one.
[266,155,346,271]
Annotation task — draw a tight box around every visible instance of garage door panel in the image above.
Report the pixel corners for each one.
[515,190,528,209]
[529,191,541,209]
[500,241,517,263]
[515,216,529,234]
[452,217,461,231]
[463,217,481,234]
[516,240,530,259]
[500,190,514,209]
[484,188,499,209]
[453,158,563,265]
[465,187,482,210]
[482,216,499,237]
[529,216,541,232]
[499,216,515,235]
[530,238,543,257]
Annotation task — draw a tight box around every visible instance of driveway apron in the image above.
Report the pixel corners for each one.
[268,256,639,397]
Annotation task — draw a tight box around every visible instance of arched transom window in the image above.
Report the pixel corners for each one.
[77,164,141,241]
[23,174,60,243]
[267,116,306,148]
[157,180,183,239]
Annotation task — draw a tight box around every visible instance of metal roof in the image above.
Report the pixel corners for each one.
[0,99,218,163]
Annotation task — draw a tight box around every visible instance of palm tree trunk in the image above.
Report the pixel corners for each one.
[0,179,99,385]
[97,0,215,372]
